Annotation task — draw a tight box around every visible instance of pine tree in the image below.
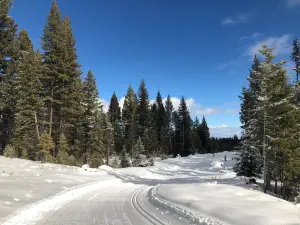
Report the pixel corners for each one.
[59,16,83,146]
[41,1,83,153]
[120,146,130,168]
[145,104,158,156]
[122,85,137,159]
[178,97,192,156]
[41,0,63,140]
[165,95,174,155]
[56,134,70,165]
[108,92,121,123]
[199,116,210,152]
[0,0,18,154]
[132,136,144,166]
[81,70,101,160]
[13,30,44,159]
[155,91,166,154]
[191,117,201,154]
[136,79,150,138]
[291,38,300,83]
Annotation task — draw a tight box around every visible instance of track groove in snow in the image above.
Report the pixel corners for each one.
[2,180,119,225]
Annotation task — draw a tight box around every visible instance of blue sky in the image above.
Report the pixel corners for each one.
[9,0,300,137]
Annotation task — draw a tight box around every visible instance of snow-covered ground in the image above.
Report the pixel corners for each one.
[1,152,299,225]
[0,156,113,223]
[111,152,300,225]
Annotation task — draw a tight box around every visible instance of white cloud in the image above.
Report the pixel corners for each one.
[102,96,239,120]
[162,97,221,117]
[240,32,262,41]
[209,125,242,138]
[99,98,109,112]
[221,10,255,26]
[247,34,292,57]
[286,0,300,7]
[119,96,125,110]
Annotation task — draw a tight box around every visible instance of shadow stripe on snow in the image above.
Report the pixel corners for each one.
[149,184,225,225]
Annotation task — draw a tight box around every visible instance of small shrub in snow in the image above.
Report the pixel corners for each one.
[176,154,181,158]
[132,137,144,167]
[21,149,29,159]
[3,145,18,158]
[148,157,154,166]
[89,152,103,168]
[56,134,70,165]
[68,155,77,166]
[38,133,54,163]
[120,148,130,168]
[110,157,119,168]
[294,192,300,204]
[161,154,168,160]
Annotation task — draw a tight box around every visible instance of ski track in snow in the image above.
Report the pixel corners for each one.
[1,152,300,225]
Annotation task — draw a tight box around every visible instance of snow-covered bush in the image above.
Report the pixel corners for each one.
[120,147,130,168]
[21,149,29,159]
[148,157,154,166]
[89,152,103,168]
[295,192,300,204]
[176,154,181,158]
[3,145,18,158]
[110,157,119,168]
[161,154,168,160]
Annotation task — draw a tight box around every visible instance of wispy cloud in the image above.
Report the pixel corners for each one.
[240,32,262,41]
[209,125,241,138]
[246,34,292,57]
[221,10,255,26]
[286,0,300,7]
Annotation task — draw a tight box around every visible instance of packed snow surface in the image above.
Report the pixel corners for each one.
[1,152,299,225]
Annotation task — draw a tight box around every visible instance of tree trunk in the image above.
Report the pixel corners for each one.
[263,107,268,193]
[49,86,54,135]
[34,110,40,140]
[106,145,109,165]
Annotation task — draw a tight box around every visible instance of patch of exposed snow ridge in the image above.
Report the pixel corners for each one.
[150,185,223,225]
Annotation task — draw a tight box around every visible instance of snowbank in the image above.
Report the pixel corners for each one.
[150,185,222,225]
[155,183,300,225]
[98,165,115,172]
[209,161,223,170]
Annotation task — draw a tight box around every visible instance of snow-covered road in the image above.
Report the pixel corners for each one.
[1,152,299,225]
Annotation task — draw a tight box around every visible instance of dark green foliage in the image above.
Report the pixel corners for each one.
[108,92,121,123]
[155,91,167,154]
[199,116,210,151]
[132,136,144,166]
[165,95,174,154]
[178,97,192,156]
[122,85,137,158]
[41,1,83,154]
[120,146,130,168]
[13,31,44,159]
[38,133,54,162]
[191,117,201,154]
[291,38,300,83]
[136,79,150,138]
[0,0,18,153]
[81,70,101,159]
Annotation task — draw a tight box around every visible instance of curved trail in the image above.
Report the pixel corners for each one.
[37,181,189,225]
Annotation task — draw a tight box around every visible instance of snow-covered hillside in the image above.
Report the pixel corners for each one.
[1,152,299,225]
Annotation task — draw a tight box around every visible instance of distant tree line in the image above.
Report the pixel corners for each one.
[0,0,239,168]
[234,43,300,201]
